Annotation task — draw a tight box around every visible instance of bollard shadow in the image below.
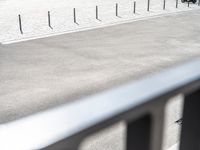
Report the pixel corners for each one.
[19,30,23,34]
[133,12,140,15]
[116,15,122,18]
[74,22,79,25]
[147,10,155,13]
[96,18,102,22]
[49,25,53,29]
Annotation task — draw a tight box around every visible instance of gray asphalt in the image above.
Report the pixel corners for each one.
[1,10,200,149]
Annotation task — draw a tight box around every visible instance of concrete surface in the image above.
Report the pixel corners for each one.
[1,10,200,149]
[0,0,200,43]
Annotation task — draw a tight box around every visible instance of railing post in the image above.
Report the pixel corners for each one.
[180,89,200,150]
[150,102,166,150]
[126,115,151,150]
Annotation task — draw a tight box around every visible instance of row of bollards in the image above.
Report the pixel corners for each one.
[18,0,200,34]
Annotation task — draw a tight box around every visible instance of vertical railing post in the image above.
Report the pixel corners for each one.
[187,1,190,7]
[150,102,166,150]
[18,14,23,34]
[48,11,53,29]
[126,115,151,150]
[180,89,200,150]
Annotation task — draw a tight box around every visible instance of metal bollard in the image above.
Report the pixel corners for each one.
[18,14,23,34]
[147,0,150,11]
[176,0,178,8]
[73,8,79,25]
[163,0,166,10]
[96,6,101,21]
[188,1,190,7]
[116,3,119,17]
[198,0,200,6]
[48,11,53,29]
[133,1,136,14]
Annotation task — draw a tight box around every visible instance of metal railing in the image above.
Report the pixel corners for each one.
[1,58,200,150]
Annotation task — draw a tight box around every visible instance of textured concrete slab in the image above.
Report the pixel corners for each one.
[1,0,199,43]
[1,10,200,124]
[1,9,200,150]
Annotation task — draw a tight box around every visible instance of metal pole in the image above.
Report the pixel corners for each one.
[188,1,190,7]
[73,8,76,23]
[73,8,79,25]
[163,0,166,10]
[176,0,178,8]
[96,6,98,20]
[116,3,119,17]
[96,6,101,21]
[18,14,23,34]
[198,0,200,6]
[133,1,136,14]
[48,11,53,29]
[147,0,150,11]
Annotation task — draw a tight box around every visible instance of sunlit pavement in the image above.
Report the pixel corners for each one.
[0,0,200,43]
[1,9,200,149]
